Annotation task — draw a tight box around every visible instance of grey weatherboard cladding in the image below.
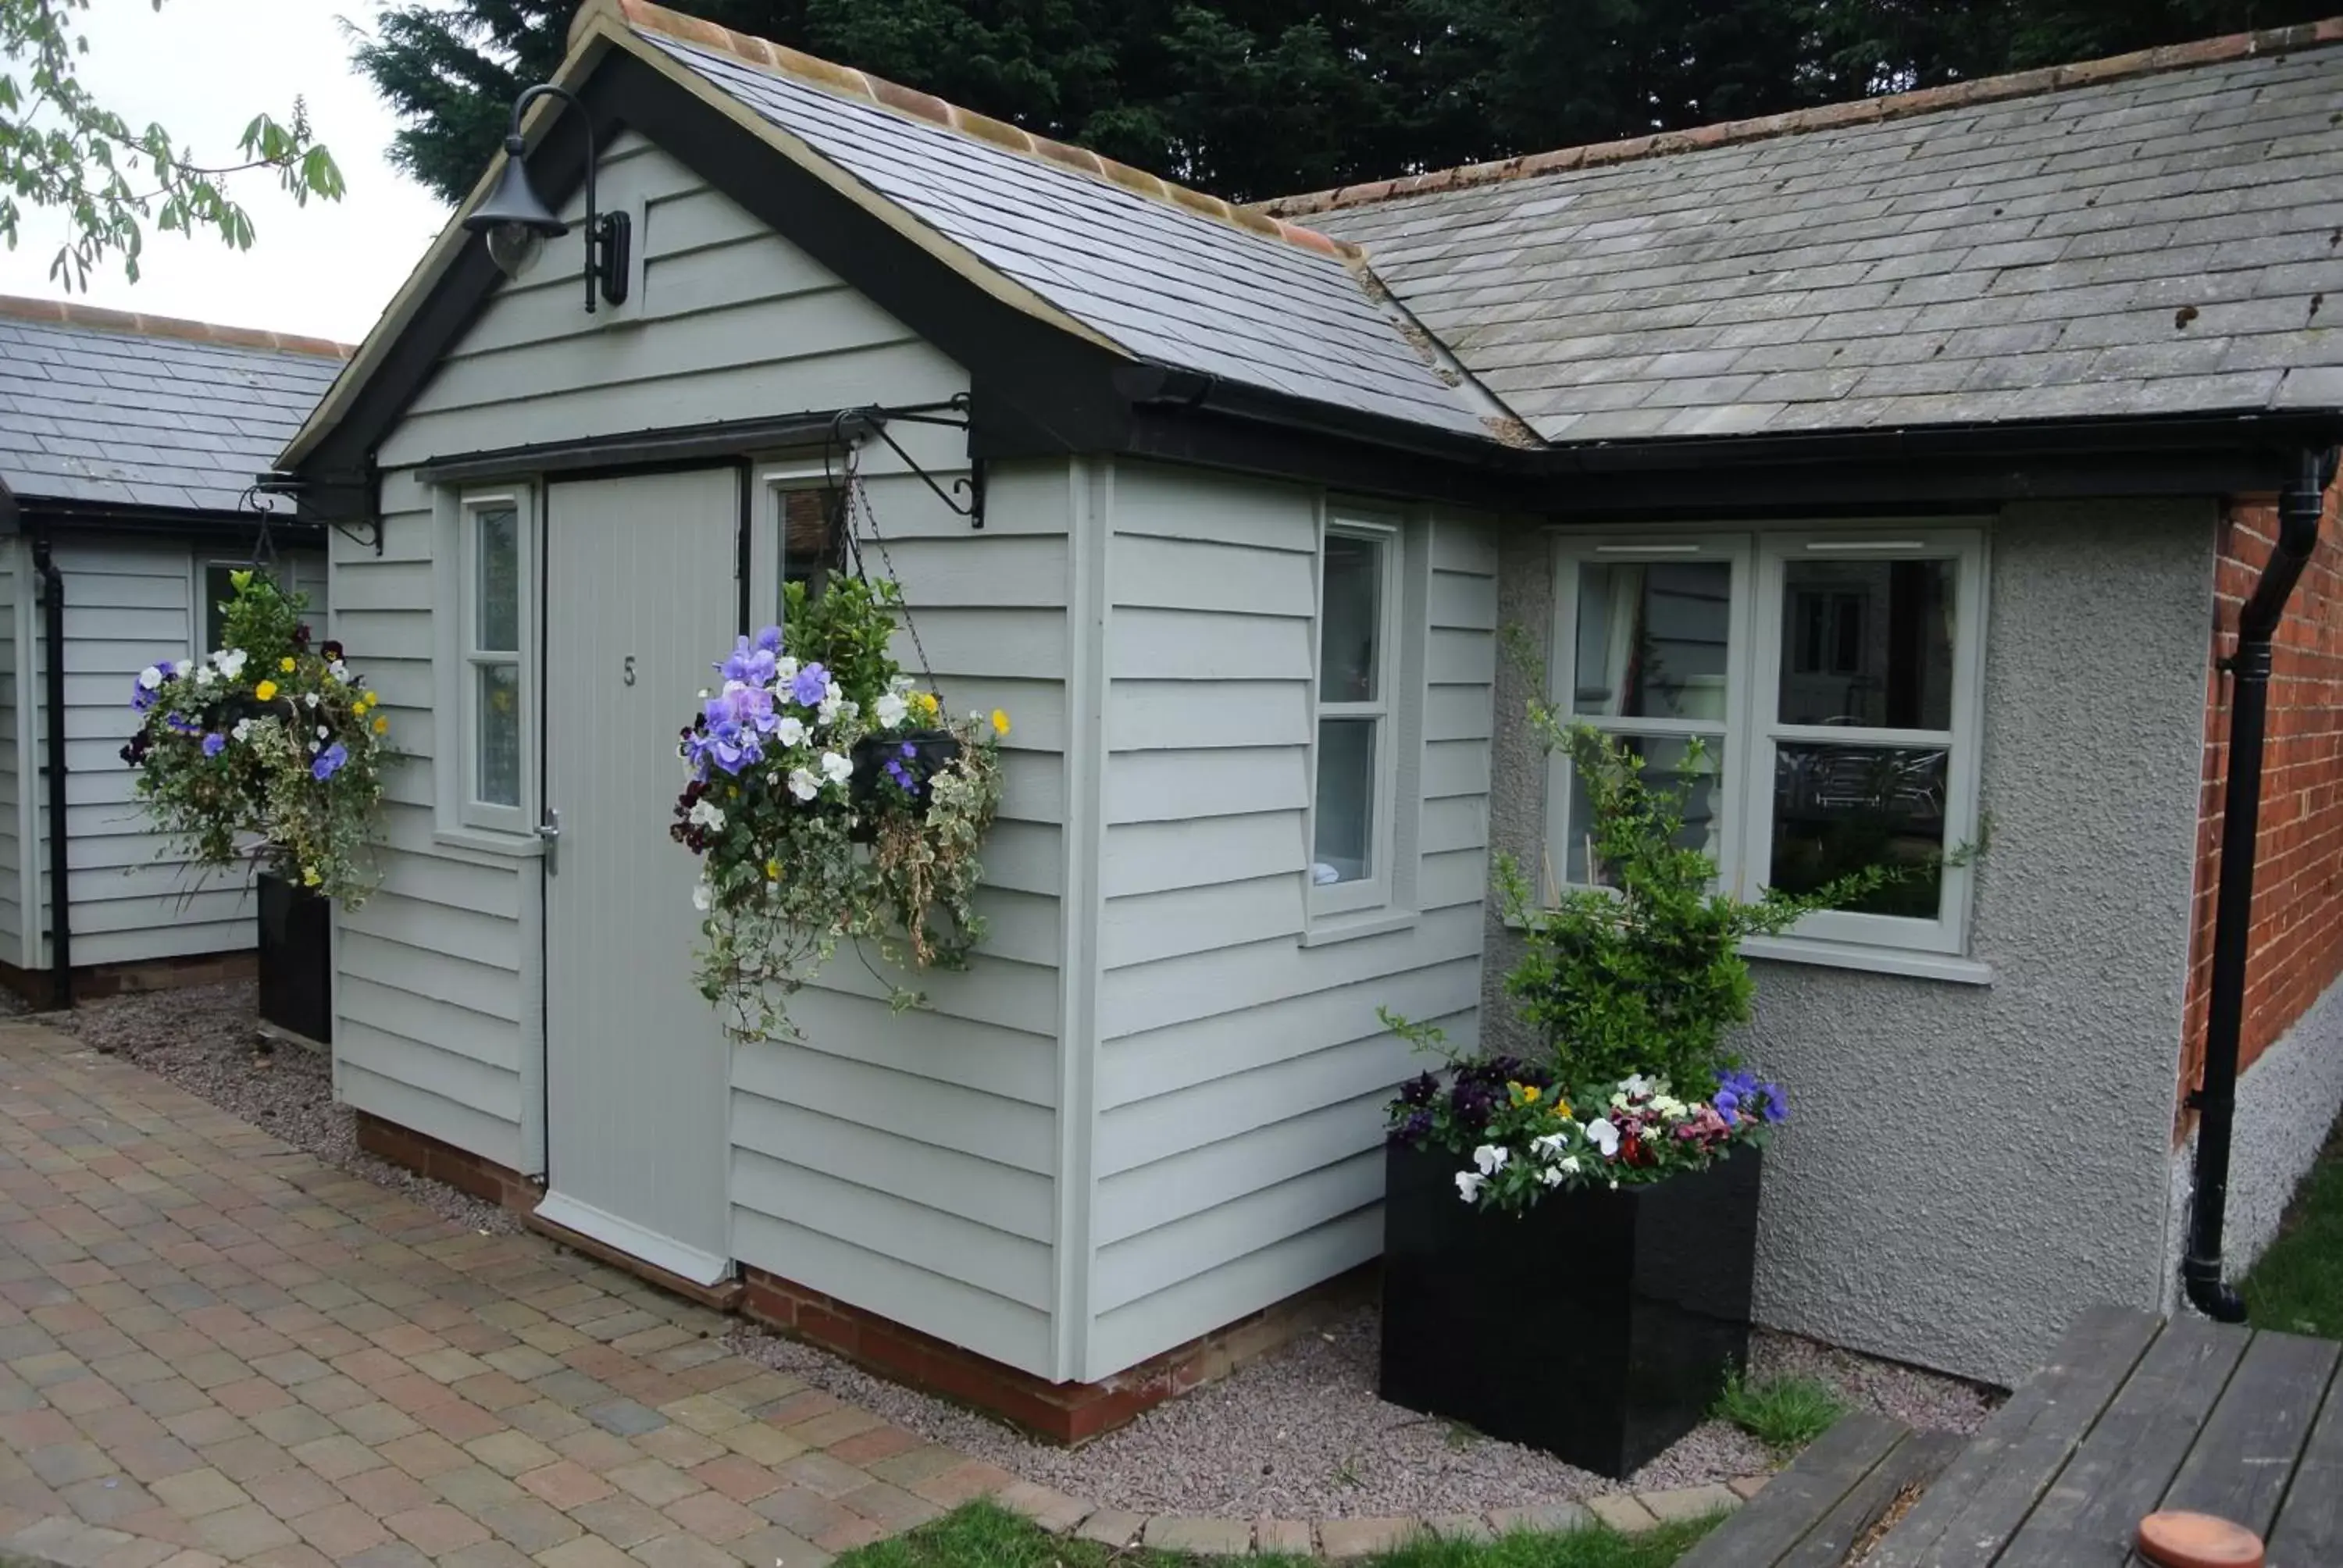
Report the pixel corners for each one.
[641,33,1502,441]
[1302,45,2343,443]
[0,315,344,515]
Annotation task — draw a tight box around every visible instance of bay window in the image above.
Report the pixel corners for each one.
[1549,527,1986,959]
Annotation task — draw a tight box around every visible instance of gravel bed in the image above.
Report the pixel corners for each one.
[724,1307,2002,1519]
[36,980,520,1236]
[25,978,2001,1519]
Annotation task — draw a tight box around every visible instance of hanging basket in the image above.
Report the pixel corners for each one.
[848,728,961,818]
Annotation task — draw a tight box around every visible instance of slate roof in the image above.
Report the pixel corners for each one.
[619,2,1507,440]
[0,297,348,514]
[1265,21,2343,444]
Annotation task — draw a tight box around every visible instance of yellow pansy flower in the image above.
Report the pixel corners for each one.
[301,865,321,887]
[990,708,1011,737]
[917,691,940,716]
[279,657,296,673]
[254,679,278,702]
[765,859,782,880]
[372,715,390,734]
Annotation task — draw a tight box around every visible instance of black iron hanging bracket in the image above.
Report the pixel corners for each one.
[829,394,985,529]
[254,469,383,555]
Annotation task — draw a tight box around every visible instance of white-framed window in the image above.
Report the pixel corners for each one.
[1548,525,1987,957]
[198,560,242,655]
[1309,511,1403,917]
[744,460,848,633]
[458,489,534,834]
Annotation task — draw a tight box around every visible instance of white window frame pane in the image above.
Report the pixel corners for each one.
[1310,512,1403,918]
[1546,536,1751,903]
[1745,530,1986,954]
[458,490,536,835]
[747,461,843,632]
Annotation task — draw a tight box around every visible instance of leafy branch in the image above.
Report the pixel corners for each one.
[1,0,344,288]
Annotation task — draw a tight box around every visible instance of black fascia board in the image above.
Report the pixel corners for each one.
[10,498,326,545]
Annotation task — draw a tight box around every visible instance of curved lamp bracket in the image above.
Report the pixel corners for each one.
[464,82,629,313]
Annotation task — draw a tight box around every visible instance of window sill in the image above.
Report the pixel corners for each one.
[1300,908,1421,948]
[433,826,544,862]
[1739,935,1992,986]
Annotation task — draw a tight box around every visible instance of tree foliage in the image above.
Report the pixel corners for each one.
[356,0,2337,207]
[1,0,343,288]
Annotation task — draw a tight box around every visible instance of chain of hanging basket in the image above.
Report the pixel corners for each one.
[238,485,283,571]
[828,430,950,713]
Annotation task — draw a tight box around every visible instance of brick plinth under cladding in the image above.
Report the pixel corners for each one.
[0,949,257,1008]
[354,1109,1365,1442]
[738,1265,1367,1445]
[2181,482,2343,1119]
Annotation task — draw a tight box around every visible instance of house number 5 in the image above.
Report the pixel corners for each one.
[622,655,637,686]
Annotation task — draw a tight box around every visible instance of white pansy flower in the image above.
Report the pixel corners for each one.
[823,679,842,706]
[1560,1155,1582,1176]
[194,665,216,688]
[1652,1095,1686,1119]
[309,741,323,754]
[774,716,806,747]
[1622,1073,1660,1099]
[774,657,800,683]
[1539,1165,1565,1187]
[687,799,726,830]
[232,719,253,742]
[834,699,859,725]
[212,647,248,679]
[816,697,843,726]
[691,881,711,912]
[327,661,348,682]
[697,687,711,700]
[873,693,908,729]
[1585,1118,1621,1158]
[137,665,165,692]
[305,693,320,708]
[786,768,820,802]
[818,750,853,787]
[1455,1171,1487,1203]
[1531,1131,1569,1157]
[1471,1144,1509,1176]
[316,725,330,740]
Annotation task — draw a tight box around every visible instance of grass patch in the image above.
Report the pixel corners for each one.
[2241,1111,2343,1338]
[836,1500,1723,1568]
[1713,1372,1846,1454]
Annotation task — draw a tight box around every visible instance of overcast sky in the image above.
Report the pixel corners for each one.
[0,0,458,344]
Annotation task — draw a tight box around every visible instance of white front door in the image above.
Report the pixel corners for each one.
[539,468,738,1285]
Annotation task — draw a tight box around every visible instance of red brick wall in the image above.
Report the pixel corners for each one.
[2180,484,2343,1118]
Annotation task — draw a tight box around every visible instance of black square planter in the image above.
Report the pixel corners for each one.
[257,872,333,1045]
[1379,1139,1761,1478]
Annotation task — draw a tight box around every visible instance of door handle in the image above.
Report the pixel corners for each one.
[540,807,561,875]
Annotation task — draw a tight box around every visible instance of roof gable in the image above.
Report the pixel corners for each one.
[0,297,347,514]
[284,1,1511,472]
[1271,22,2343,444]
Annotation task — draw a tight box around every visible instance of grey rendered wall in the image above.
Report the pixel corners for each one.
[1485,501,2214,1388]
[343,134,1075,1374]
[12,539,326,971]
[1080,460,1498,1382]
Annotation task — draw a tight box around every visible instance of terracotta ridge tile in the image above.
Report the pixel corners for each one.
[0,292,352,358]
[1258,14,2343,216]
[603,0,1358,259]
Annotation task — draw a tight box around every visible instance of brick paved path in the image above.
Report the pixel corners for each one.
[0,1021,1762,1566]
[0,1021,1028,1568]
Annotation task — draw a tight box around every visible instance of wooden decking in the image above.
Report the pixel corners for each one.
[1685,1305,2341,1566]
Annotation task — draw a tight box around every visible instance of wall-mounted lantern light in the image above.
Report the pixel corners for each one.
[463,83,629,312]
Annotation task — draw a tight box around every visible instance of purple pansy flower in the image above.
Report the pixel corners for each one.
[690,718,762,777]
[790,661,829,708]
[717,636,777,687]
[202,733,226,758]
[312,743,349,781]
[753,623,783,654]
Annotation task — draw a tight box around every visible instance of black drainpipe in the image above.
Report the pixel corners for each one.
[2183,444,2338,1320]
[30,537,70,1008]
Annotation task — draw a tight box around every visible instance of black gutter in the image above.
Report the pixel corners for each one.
[30,537,70,1007]
[2183,444,2340,1322]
